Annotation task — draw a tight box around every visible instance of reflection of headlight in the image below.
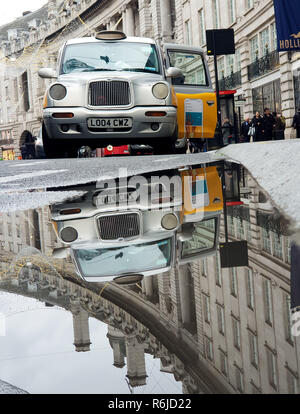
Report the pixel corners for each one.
[60,227,78,243]
[152,83,169,99]
[161,213,178,230]
[50,84,67,100]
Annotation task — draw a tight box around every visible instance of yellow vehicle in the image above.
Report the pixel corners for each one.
[164,43,217,152]
[180,165,223,221]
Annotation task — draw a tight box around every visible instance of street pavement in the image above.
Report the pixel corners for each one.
[0,152,223,212]
[1,140,300,233]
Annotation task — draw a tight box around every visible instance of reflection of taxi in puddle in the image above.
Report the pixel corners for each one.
[51,166,223,283]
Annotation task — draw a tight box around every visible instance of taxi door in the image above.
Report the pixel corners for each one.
[163,44,217,141]
[180,166,223,222]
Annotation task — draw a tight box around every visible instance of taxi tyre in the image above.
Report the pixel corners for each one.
[42,123,67,159]
[152,139,176,155]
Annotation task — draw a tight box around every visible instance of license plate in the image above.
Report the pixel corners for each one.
[95,191,136,206]
[88,118,132,129]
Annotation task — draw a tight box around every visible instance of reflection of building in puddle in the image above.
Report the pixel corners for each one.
[0,262,203,393]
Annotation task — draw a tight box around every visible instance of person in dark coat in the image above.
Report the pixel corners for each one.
[263,108,275,141]
[292,108,300,138]
[222,118,233,146]
[241,118,251,142]
[273,112,285,140]
[251,111,264,142]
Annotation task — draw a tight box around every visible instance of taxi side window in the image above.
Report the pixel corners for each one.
[168,51,208,86]
[182,219,217,258]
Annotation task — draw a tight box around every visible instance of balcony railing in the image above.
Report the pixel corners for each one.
[219,70,242,91]
[248,50,280,81]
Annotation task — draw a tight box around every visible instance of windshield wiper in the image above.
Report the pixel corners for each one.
[82,68,117,72]
[121,68,158,74]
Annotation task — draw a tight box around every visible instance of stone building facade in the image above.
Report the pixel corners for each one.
[0,0,299,159]
[0,169,298,394]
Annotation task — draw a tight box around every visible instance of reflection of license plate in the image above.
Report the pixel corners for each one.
[95,192,136,206]
[88,118,132,129]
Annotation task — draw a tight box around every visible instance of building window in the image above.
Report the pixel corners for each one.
[285,238,291,265]
[215,254,222,286]
[249,331,259,368]
[228,215,235,236]
[270,22,277,51]
[220,350,228,376]
[230,268,238,297]
[283,293,293,344]
[236,218,245,240]
[235,366,244,392]
[217,304,225,335]
[246,0,254,10]
[232,317,241,350]
[229,0,236,24]
[250,35,259,62]
[260,27,270,56]
[218,56,225,79]
[235,48,241,72]
[263,278,273,326]
[212,0,220,29]
[21,71,30,112]
[202,258,208,277]
[226,54,235,76]
[198,8,206,45]
[246,268,255,310]
[262,228,272,254]
[272,233,283,260]
[205,337,214,361]
[203,294,211,324]
[266,348,278,390]
[185,20,192,45]
[246,220,252,242]
[287,368,299,394]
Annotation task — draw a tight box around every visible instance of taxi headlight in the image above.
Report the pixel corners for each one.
[161,213,178,230]
[60,227,78,243]
[50,84,67,100]
[152,83,169,100]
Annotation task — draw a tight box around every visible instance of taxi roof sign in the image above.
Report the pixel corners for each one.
[95,31,127,41]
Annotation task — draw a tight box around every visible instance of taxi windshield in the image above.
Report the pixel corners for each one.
[73,238,172,278]
[61,42,160,74]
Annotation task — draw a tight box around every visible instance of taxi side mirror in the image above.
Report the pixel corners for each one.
[38,68,57,79]
[52,248,70,259]
[166,67,184,78]
[177,223,195,242]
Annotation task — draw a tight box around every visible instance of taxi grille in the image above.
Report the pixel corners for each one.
[89,81,130,106]
[98,213,140,240]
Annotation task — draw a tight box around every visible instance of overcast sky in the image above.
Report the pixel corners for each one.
[0,1,47,27]
[0,292,182,394]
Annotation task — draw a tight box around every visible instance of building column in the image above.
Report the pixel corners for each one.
[126,6,135,36]
[138,0,152,38]
[107,326,126,368]
[178,264,192,326]
[239,37,253,119]
[125,335,147,387]
[160,0,172,43]
[143,275,154,297]
[280,52,295,138]
[71,306,91,352]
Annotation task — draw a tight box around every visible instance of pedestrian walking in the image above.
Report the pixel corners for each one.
[222,118,233,146]
[273,112,285,140]
[263,108,275,141]
[251,111,264,142]
[241,118,251,142]
[292,107,300,138]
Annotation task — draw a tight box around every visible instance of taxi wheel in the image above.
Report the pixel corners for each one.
[42,124,67,159]
[152,140,175,155]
